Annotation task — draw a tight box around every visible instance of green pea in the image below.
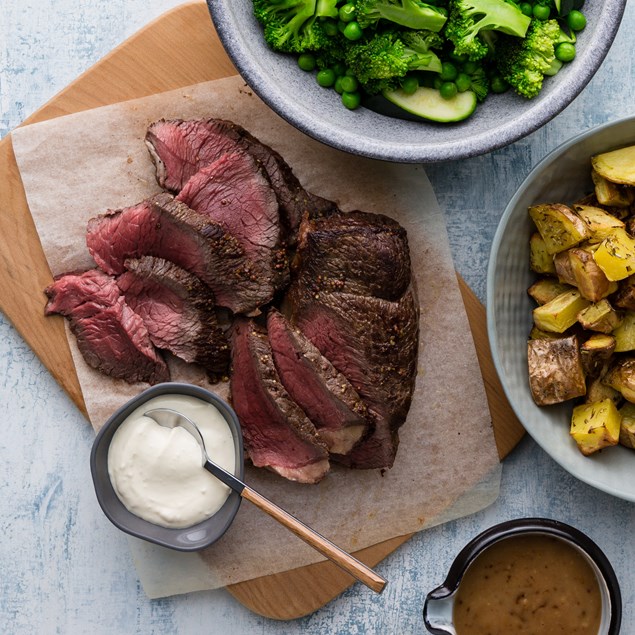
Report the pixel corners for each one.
[439,81,457,100]
[532,4,550,19]
[462,61,479,75]
[334,76,345,94]
[343,21,363,41]
[341,91,361,110]
[433,76,443,90]
[297,53,316,72]
[340,75,358,93]
[439,62,458,82]
[455,72,472,92]
[555,42,576,62]
[490,75,509,94]
[316,68,336,87]
[519,2,532,16]
[567,9,587,31]
[339,3,356,22]
[401,75,419,94]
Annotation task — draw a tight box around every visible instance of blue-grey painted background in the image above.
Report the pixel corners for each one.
[2,2,635,633]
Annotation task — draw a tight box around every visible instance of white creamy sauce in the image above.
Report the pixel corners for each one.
[107,394,236,529]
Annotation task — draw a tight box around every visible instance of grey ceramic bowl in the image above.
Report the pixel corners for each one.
[90,383,244,551]
[423,518,621,634]
[207,1,625,162]
[487,116,635,502]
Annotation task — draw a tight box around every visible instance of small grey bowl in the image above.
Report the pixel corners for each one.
[423,518,621,634]
[90,382,244,552]
[207,0,626,162]
[487,116,635,502]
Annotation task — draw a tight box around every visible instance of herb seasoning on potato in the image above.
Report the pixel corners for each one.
[527,143,635,456]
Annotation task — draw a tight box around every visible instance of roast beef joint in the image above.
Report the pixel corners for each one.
[45,118,420,482]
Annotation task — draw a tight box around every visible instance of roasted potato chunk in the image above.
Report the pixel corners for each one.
[593,228,635,281]
[574,204,625,242]
[618,402,635,449]
[527,335,586,406]
[604,358,635,403]
[527,279,574,305]
[592,144,635,186]
[529,232,557,275]
[612,275,635,311]
[570,399,621,456]
[585,375,621,405]
[577,300,622,334]
[580,333,616,377]
[532,290,589,333]
[553,250,577,286]
[591,170,631,207]
[612,311,635,352]
[529,203,590,254]
[568,247,616,302]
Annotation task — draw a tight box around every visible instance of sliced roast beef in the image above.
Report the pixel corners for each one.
[117,257,229,380]
[294,211,412,300]
[146,118,337,237]
[286,285,419,469]
[176,152,289,293]
[230,318,329,484]
[267,308,369,455]
[44,268,121,315]
[86,193,271,314]
[45,270,169,385]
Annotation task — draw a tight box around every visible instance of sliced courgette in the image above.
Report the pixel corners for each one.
[383,87,477,123]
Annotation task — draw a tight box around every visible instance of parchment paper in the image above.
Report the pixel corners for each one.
[12,76,501,598]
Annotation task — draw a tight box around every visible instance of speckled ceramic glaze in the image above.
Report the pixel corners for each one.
[487,116,635,502]
[207,1,626,162]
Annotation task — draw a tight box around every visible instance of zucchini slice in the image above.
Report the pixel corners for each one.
[383,87,477,123]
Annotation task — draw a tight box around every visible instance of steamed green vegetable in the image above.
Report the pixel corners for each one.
[252,0,587,122]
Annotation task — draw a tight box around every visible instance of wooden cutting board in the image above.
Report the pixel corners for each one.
[0,1,525,620]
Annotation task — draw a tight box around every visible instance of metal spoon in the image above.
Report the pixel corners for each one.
[144,407,387,594]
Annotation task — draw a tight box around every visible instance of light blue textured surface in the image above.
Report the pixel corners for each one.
[1,2,635,634]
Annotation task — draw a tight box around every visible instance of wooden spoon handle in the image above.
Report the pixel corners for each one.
[241,486,387,594]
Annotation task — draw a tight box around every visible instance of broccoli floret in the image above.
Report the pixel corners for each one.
[353,0,448,32]
[345,30,443,94]
[469,66,490,101]
[445,0,531,61]
[252,0,338,54]
[496,18,561,98]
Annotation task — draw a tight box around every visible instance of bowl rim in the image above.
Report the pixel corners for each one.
[207,0,627,162]
[89,382,244,552]
[423,517,622,635]
[487,114,635,501]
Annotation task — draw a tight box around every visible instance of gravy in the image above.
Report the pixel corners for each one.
[453,534,602,635]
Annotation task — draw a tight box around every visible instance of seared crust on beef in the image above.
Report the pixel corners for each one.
[294,211,412,300]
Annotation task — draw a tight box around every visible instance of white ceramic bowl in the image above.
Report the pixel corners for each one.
[207,0,626,162]
[487,116,635,502]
